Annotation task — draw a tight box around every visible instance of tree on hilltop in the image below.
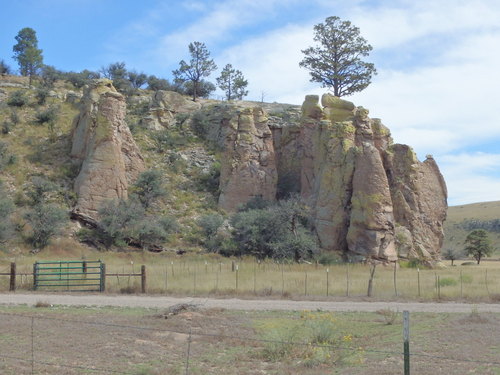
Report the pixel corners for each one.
[299,16,376,97]
[173,41,217,101]
[216,64,248,101]
[12,27,44,86]
[464,229,493,264]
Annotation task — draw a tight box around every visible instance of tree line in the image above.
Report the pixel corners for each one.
[3,16,378,101]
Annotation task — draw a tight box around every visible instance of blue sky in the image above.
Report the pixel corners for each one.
[2,0,500,206]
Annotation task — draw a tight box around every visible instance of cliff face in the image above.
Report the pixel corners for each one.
[216,94,447,262]
[71,79,145,218]
[217,107,278,212]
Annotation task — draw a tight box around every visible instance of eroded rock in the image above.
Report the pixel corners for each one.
[71,79,145,218]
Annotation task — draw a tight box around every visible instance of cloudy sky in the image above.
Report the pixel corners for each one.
[2,0,499,206]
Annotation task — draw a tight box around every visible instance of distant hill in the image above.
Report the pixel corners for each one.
[444,201,500,257]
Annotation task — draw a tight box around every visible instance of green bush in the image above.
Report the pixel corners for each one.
[35,87,50,105]
[460,274,473,284]
[190,110,212,138]
[316,252,343,265]
[438,277,458,287]
[150,129,188,153]
[230,198,318,260]
[0,181,14,243]
[35,105,58,125]
[24,203,67,248]
[10,109,20,124]
[131,169,167,209]
[196,161,220,196]
[1,121,12,134]
[7,90,28,107]
[0,142,16,170]
[94,199,177,249]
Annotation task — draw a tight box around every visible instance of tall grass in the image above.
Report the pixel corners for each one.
[2,251,500,301]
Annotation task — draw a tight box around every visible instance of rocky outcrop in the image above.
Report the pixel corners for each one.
[71,79,145,217]
[386,146,448,261]
[218,106,278,212]
[142,90,201,130]
[196,94,447,262]
[295,94,446,261]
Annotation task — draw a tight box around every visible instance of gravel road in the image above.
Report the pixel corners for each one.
[1,293,500,313]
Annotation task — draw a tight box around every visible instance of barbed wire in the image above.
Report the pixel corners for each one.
[1,311,500,367]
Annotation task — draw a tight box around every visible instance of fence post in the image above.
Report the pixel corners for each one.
[33,263,38,291]
[100,263,106,292]
[141,265,146,294]
[417,268,421,298]
[326,268,329,296]
[393,262,398,297]
[403,310,410,375]
[9,262,16,291]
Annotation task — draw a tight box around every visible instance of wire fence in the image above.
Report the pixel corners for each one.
[1,310,500,374]
[2,259,500,300]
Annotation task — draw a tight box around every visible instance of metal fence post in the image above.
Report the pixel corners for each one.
[100,263,106,292]
[33,263,38,291]
[403,310,410,375]
[9,262,16,291]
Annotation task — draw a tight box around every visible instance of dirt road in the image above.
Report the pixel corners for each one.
[1,293,500,313]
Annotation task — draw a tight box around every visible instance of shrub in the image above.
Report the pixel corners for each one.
[231,198,317,260]
[131,169,167,209]
[97,199,145,248]
[196,161,220,196]
[150,129,188,153]
[10,109,20,124]
[317,252,343,265]
[26,176,58,205]
[0,142,16,170]
[94,199,176,249]
[34,105,58,125]
[40,65,61,88]
[35,87,50,105]
[0,182,14,243]
[438,277,458,287]
[24,203,67,248]
[190,110,212,138]
[2,121,12,134]
[7,90,28,107]
[197,214,224,239]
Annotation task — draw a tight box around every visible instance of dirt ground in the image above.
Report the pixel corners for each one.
[1,305,500,375]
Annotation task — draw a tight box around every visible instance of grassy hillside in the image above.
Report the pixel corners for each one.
[444,201,500,257]
[0,75,221,255]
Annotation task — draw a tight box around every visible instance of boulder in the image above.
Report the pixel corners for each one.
[71,79,145,218]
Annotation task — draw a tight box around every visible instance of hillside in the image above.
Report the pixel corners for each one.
[0,74,448,263]
[444,201,500,257]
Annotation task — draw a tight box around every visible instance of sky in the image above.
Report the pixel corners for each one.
[1,0,499,206]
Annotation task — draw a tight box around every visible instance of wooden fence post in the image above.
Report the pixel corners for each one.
[141,265,146,294]
[9,262,16,291]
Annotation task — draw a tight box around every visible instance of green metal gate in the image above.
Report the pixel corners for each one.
[33,260,104,292]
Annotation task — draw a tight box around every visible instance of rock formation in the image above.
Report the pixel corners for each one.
[217,106,278,212]
[142,90,201,130]
[71,79,145,218]
[215,94,447,262]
